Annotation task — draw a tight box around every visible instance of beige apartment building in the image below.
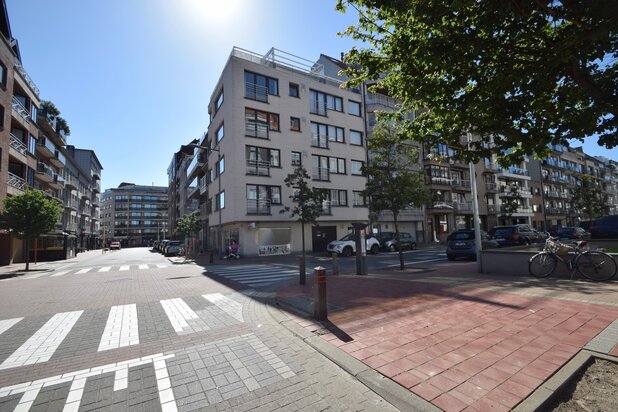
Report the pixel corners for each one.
[194,47,369,256]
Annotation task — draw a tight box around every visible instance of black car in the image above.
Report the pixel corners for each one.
[591,216,618,239]
[554,226,591,241]
[491,224,538,247]
[446,229,500,260]
[379,232,417,251]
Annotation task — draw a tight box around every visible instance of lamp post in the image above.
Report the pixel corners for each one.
[467,130,483,272]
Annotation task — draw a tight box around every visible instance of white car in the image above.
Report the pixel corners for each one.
[327,233,381,257]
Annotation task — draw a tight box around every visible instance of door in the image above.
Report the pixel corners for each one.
[312,226,337,253]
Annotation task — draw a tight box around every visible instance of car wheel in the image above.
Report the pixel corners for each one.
[371,244,379,254]
[447,255,455,261]
[342,247,353,257]
[389,244,396,252]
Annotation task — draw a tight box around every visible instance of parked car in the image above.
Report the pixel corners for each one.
[379,232,417,251]
[531,229,549,242]
[327,233,381,257]
[490,224,538,247]
[158,240,169,253]
[165,241,181,256]
[446,229,499,260]
[591,215,618,239]
[152,240,159,250]
[109,241,121,250]
[554,226,591,241]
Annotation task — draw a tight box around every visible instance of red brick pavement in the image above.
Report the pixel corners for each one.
[277,274,618,411]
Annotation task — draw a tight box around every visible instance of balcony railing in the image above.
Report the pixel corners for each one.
[14,62,40,96]
[37,162,54,179]
[454,202,473,212]
[501,205,533,214]
[429,201,454,209]
[38,135,56,155]
[9,134,28,156]
[247,199,271,215]
[321,200,332,215]
[245,82,268,102]
[451,179,471,189]
[311,134,329,149]
[312,167,330,181]
[485,182,498,192]
[245,122,269,139]
[12,97,31,123]
[428,177,452,185]
[246,159,270,176]
[7,172,26,191]
[497,167,530,176]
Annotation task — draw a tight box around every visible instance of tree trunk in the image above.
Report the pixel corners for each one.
[24,237,31,271]
[394,213,404,271]
[300,222,306,285]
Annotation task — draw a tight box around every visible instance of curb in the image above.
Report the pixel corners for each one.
[268,300,440,412]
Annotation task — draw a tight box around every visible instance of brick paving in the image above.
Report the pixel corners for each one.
[277,261,618,411]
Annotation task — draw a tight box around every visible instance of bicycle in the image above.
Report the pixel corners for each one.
[529,236,617,281]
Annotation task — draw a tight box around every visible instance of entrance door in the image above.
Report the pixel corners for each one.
[312,226,337,253]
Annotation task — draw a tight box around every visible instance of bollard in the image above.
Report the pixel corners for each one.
[209,250,214,264]
[313,266,327,320]
[332,253,339,275]
[299,258,306,285]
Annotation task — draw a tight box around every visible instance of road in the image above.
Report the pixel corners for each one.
[0,248,400,412]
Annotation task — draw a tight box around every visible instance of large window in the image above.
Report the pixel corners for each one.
[310,90,343,115]
[245,108,279,139]
[349,100,361,116]
[329,157,346,174]
[215,89,224,111]
[312,155,330,181]
[330,189,348,206]
[351,160,364,175]
[216,123,224,142]
[310,122,344,147]
[247,185,281,214]
[245,71,278,102]
[426,166,450,184]
[291,151,302,166]
[352,191,366,206]
[246,145,280,168]
[350,130,363,146]
[216,191,225,210]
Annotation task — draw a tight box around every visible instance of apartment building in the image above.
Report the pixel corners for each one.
[192,47,368,256]
[0,0,103,263]
[100,183,167,247]
[168,143,199,238]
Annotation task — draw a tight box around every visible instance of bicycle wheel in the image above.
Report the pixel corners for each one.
[529,252,557,278]
[576,251,617,281]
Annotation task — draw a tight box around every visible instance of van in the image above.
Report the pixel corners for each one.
[591,216,618,239]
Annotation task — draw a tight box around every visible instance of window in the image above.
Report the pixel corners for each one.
[310,122,344,146]
[28,135,36,155]
[245,108,279,138]
[246,185,281,214]
[352,191,366,206]
[330,189,348,206]
[310,90,343,115]
[0,104,3,130]
[216,123,224,142]
[215,89,224,111]
[312,155,330,181]
[290,117,301,132]
[218,157,225,175]
[351,160,364,175]
[216,191,225,210]
[245,71,278,101]
[329,157,346,174]
[426,166,450,184]
[291,151,302,166]
[246,145,281,168]
[0,61,6,88]
[350,130,363,146]
[349,100,361,116]
[289,83,299,98]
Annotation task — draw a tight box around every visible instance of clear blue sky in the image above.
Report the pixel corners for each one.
[6,1,615,191]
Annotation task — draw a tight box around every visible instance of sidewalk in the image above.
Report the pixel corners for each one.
[0,250,98,277]
[275,262,618,411]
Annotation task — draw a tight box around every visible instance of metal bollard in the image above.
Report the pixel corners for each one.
[299,258,306,285]
[332,253,339,275]
[313,266,327,320]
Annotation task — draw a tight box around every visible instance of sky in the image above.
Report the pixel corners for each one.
[5,0,616,191]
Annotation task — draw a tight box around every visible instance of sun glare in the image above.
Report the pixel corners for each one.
[184,0,243,26]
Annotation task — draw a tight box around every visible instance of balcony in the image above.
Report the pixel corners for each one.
[50,151,66,169]
[497,167,530,177]
[428,201,454,210]
[321,200,332,216]
[312,167,330,181]
[37,109,58,136]
[246,159,270,176]
[14,62,40,97]
[247,199,271,215]
[64,175,78,190]
[36,162,54,183]
[49,174,65,190]
[451,179,471,190]
[485,182,499,192]
[64,223,78,233]
[311,133,329,149]
[484,162,499,172]
[9,134,28,162]
[91,168,100,180]
[501,205,533,214]
[200,176,208,196]
[454,202,473,213]
[36,136,56,159]
[92,181,101,193]
[448,159,468,169]
[65,198,79,211]
[245,121,269,139]
[7,172,26,194]
[245,82,268,102]
[427,176,452,186]
[81,188,91,199]
[79,206,91,217]
[487,204,498,214]
[11,96,31,125]
[188,185,200,200]
[186,154,204,181]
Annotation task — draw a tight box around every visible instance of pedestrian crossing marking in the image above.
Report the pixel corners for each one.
[0,311,83,370]
[207,265,300,288]
[0,317,23,336]
[98,304,139,352]
[160,298,200,333]
[50,270,70,277]
[203,293,244,322]
[156,264,168,268]
[119,265,130,271]
[138,264,148,270]
[98,266,112,272]
[75,268,92,274]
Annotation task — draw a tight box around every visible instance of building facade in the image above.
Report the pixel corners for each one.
[167,144,199,239]
[100,183,168,247]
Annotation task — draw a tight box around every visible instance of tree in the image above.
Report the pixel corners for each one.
[336,1,618,165]
[362,120,430,270]
[176,213,201,259]
[571,175,605,223]
[281,167,328,284]
[0,190,62,270]
[500,184,524,222]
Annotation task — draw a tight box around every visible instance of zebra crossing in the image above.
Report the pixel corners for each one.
[1,264,172,281]
[0,293,248,373]
[206,264,308,288]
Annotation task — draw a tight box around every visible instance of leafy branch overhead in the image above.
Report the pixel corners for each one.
[336,0,618,165]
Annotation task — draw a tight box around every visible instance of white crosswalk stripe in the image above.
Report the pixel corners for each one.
[98,304,139,352]
[98,266,112,272]
[207,265,303,288]
[50,270,70,277]
[0,318,23,335]
[119,265,130,271]
[5,264,172,280]
[160,298,200,333]
[75,268,92,274]
[138,264,148,270]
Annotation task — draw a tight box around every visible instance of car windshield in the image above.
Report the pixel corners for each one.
[381,233,395,241]
[493,228,514,236]
[340,233,356,241]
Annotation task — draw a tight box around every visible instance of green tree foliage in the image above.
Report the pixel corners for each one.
[0,190,62,270]
[336,1,618,164]
[362,120,430,270]
[571,175,605,223]
[176,213,200,259]
[500,184,524,219]
[281,167,328,284]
